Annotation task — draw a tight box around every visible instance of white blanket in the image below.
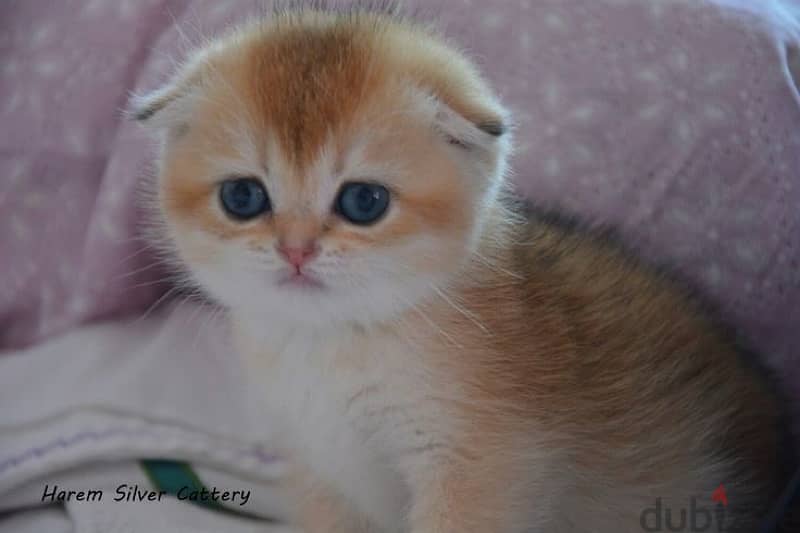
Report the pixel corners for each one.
[0,304,294,533]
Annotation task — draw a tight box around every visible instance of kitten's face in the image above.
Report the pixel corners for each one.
[141,16,509,328]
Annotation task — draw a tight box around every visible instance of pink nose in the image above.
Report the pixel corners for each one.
[276,241,318,269]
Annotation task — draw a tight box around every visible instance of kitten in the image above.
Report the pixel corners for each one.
[133,5,791,532]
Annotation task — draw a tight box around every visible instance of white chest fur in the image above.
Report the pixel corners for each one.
[234,318,453,529]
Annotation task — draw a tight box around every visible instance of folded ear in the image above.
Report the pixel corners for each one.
[433,100,510,151]
[127,62,205,130]
[128,83,184,122]
[404,80,510,153]
[405,88,511,196]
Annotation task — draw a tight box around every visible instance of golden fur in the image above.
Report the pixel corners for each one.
[135,5,789,532]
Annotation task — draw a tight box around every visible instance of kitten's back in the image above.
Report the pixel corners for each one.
[471,200,792,529]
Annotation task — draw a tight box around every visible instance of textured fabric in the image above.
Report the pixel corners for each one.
[0,508,74,533]
[0,2,798,383]
[0,306,287,522]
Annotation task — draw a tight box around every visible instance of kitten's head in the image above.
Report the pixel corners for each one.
[134,7,511,328]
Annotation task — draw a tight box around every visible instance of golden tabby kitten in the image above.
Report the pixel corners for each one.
[133,5,791,532]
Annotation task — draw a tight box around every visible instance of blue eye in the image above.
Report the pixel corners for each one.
[335,182,390,225]
[219,178,270,220]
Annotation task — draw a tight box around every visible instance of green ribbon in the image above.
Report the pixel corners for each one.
[139,459,271,522]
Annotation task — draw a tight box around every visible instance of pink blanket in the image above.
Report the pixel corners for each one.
[1,1,798,391]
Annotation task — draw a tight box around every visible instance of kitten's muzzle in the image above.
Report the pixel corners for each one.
[275,240,319,270]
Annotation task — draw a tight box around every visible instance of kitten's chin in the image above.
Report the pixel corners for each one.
[223,277,438,335]
[276,272,326,290]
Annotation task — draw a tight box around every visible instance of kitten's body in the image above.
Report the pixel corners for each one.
[234,204,783,532]
[135,5,788,532]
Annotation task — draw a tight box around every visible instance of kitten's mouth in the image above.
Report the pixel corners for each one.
[277,271,325,290]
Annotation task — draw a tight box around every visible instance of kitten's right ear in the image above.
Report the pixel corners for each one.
[128,84,184,122]
[127,69,202,129]
[127,39,225,128]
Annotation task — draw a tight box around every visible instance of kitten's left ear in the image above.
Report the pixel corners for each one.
[431,97,511,152]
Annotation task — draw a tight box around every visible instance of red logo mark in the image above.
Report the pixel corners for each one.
[711,484,728,507]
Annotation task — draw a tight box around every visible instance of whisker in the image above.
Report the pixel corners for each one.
[110,235,151,247]
[134,286,182,324]
[122,275,183,291]
[472,251,524,281]
[394,293,464,349]
[175,291,207,322]
[112,259,173,282]
[432,285,491,336]
[111,243,161,270]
